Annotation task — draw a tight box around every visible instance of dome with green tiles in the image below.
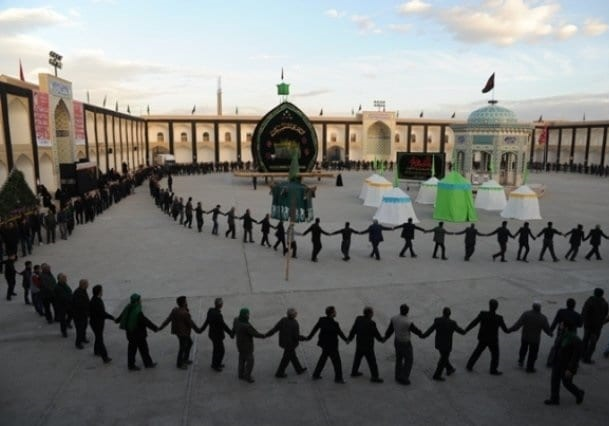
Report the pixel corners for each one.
[467,104,518,128]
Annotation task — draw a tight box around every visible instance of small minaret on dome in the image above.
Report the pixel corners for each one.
[276,67,290,103]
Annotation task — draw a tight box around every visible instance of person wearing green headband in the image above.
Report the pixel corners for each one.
[232,307,265,383]
[116,294,159,371]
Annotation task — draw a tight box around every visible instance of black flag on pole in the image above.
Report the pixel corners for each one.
[482,73,495,94]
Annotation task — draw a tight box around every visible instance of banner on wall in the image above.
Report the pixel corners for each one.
[33,91,51,147]
[73,101,86,145]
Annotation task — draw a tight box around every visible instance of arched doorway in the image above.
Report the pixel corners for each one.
[500,152,517,186]
[366,121,391,158]
[38,153,55,191]
[8,97,32,146]
[15,154,36,191]
[327,145,344,162]
[54,99,73,164]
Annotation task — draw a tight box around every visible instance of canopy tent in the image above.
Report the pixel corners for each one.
[433,171,478,222]
[359,173,382,200]
[475,179,507,211]
[500,185,542,220]
[415,176,439,205]
[363,175,392,207]
[373,187,419,225]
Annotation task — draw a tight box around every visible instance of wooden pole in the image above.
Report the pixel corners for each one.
[284,190,296,281]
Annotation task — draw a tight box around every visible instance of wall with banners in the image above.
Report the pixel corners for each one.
[33,90,51,147]
[73,101,86,146]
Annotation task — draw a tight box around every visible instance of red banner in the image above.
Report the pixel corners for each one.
[538,126,548,145]
[33,91,51,146]
[73,100,86,145]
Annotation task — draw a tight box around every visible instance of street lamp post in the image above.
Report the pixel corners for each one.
[48,51,63,77]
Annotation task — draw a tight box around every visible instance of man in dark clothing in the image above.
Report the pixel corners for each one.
[422,307,466,381]
[208,204,223,235]
[564,224,585,261]
[116,293,159,371]
[347,307,384,383]
[18,216,32,257]
[54,273,73,338]
[71,279,91,349]
[30,264,44,316]
[393,218,425,258]
[302,218,330,262]
[273,220,288,254]
[359,219,393,260]
[195,202,205,232]
[580,288,609,364]
[18,260,33,305]
[201,298,234,371]
[233,308,265,383]
[2,254,17,301]
[508,302,552,372]
[89,284,114,363]
[384,304,424,385]
[225,207,237,239]
[167,173,173,192]
[584,224,609,260]
[258,214,274,247]
[29,210,43,245]
[330,222,358,261]
[240,209,255,243]
[159,296,202,369]
[544,325,585,406]
[514,222,536,262]
[183,198,193,228]
[429,222,449,260]
[265,308,307,378]
[44,210,56,244]
[487,221,515,262]
[454,224,484,261]
[39,263,56,323]
[547,298,582,367]
[307,306,349,383]
[465,299,510,375]
[537,221,563,261]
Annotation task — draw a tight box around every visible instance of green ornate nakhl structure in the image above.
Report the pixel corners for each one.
[251,74,318,173]
[270,152,315,223]
[0,169,38,221]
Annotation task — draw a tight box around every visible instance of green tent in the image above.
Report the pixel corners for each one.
[433,171,478,222]
[0,169,38,219]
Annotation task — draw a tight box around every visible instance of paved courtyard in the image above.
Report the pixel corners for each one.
[1,170,608,426]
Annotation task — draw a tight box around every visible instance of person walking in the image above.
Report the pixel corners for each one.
[183,197,193,229]
[508,302,552,373]
[564,224,585,261]
[240,208,255,243]
[195,202,205,232]
[159,296,202,369]
[347,307,384,383]
[537,222,563,262]
[422,307,466,381]
[54,273,73,338]
[580,288,609,364]
[258,214,274,247]
[302,218,330,262]
[2,254,17,301]
[30,264,44,316]
[201,298,234,371]
[453,224,484,261]
[209,204,223,235]
[429,222,449,260]
[584,224,609,260]
[89,284,114,363]
[232,308,265,383]
[330,222,358,261]
[225,207,237,239]
[116,293,159,371]
[39,263,56,324]
[44,209,56,244]
[465,299,510,375]
[265,308,307,378]
[394,218,425,258]
[384,304,424,385]
[547,298,582,367]
[544,324,585,406]
[71,279,91,349]
[487,221,515,262]
[307,306,349,383]
[514,222,536,262]
[359,219,393,260]
[18,260,33,305]
[273,220,288,255]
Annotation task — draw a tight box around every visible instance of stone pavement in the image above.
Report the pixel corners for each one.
[1,171,608,426]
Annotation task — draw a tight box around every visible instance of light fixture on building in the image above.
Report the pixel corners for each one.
[48,51,63,77]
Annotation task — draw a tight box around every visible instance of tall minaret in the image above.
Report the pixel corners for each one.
[216,76,222,116]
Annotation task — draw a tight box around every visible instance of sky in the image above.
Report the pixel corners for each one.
[1,0,608,120]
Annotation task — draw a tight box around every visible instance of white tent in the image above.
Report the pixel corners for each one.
[363,175,392,207]
[373,187,419,225]
[415,176,439,205]
[359,173,381,200]
[475,179,507,211]
[500,185,542,220]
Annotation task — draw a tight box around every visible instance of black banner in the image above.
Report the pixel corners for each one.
[252,102,318,172]
[396,152,445,180]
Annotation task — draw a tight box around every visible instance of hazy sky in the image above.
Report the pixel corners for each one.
[1,0,608,120]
